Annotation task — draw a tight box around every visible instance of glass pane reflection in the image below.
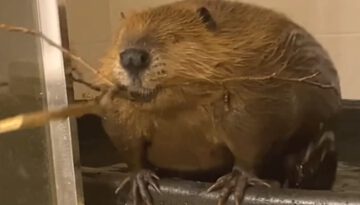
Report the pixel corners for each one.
[0,1,56,204]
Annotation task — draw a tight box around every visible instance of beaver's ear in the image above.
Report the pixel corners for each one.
[196,7,216,31]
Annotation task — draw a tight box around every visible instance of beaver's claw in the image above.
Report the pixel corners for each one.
[207,167,271,205]
[115,169,161,205]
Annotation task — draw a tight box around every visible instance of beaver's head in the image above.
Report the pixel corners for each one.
[104,4,232,102]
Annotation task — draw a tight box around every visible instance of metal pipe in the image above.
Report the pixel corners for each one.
[82,168,360,205]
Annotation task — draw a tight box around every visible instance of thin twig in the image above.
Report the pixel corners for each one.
[221,72,278,83]
[0,23,114,87]
[301,80,335,89]
[283,72,320,81]
[277,77,335,88]
[220,71,335,90]
[0,102,99,134]
[70,71,103,92]
[274,72,335,89]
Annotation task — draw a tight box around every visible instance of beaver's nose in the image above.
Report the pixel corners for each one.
[120,48,150,75]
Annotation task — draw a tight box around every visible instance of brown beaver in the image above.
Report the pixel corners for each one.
[96,0,342,204]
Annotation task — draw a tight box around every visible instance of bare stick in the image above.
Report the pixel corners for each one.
[71,70,103,92]
[275,73,335,89]
[221,71,319,83]
[221,72,278,82]
[0,102,99,135]
[0,23,114,87]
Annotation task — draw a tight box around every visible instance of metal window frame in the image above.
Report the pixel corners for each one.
[34,0,84,204]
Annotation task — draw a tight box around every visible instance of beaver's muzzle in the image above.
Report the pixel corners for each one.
[120,48,151,77]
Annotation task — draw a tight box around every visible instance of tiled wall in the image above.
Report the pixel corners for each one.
[66,0,360,100]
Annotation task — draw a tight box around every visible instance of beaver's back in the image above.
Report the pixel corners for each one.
[178,0,339,89]
[177,0,341,115]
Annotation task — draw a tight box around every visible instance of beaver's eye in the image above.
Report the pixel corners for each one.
[196,7,216,30]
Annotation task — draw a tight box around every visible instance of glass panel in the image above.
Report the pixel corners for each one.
[0,0,56,204]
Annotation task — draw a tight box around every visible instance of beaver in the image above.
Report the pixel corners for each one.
[96,0,342,204]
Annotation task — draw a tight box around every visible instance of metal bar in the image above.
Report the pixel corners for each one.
[35,0,84,204]
[82,168,360,205]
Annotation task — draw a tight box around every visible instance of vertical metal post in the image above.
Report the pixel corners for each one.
[34,0,84,204]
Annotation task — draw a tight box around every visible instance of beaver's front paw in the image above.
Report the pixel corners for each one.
[115,169,161,205]
[207,167,271,205]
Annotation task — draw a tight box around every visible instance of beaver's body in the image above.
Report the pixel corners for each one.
[98,0,341,204]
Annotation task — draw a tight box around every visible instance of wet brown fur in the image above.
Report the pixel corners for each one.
[97,0,342,186]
